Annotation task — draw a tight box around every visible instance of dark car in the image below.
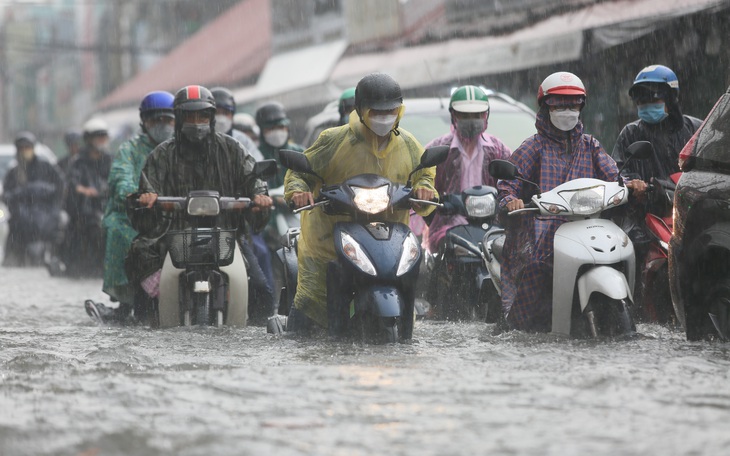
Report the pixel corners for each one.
[669,85,730,341]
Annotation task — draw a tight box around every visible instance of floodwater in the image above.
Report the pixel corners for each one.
[1,267,729,456]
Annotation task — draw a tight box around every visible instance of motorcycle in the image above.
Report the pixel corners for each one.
[427,185,503,322]
[134,160,277,328]
[639,172,681,324]
[276,146,449,343]
[487,141,653,338]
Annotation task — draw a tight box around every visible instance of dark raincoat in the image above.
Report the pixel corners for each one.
[497,105,618,331]
[102,133,156,304]
[259,140,304,189]
[2,157,64,265]
[128,132,269,282]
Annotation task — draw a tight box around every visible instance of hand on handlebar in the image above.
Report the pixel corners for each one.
[139,192,158,208]
[412,188,435,210]
[625,179,648,199]
[251,194,273,212]
[291,191,314,209]
[506,199,525,212]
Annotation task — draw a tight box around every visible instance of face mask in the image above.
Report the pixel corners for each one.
[367,114,397,137]
[637,103,668,124]
[456,119,485,139]
[147,123,174,144]
[182,123,211,143]
[264,129,288,148]
[549,109,580,131]
[215,115,233,134]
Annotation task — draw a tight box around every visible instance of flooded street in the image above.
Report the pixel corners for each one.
[2,267,730,456]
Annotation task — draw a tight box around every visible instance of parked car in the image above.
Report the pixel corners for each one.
[669,85,730,341]
[0,143,58,261]
[301,90,537,151]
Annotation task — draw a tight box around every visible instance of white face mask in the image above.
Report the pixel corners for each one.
[549,109,580,131]
[264,129,288,148]
[215,115,233,134]
[367,114,397,137]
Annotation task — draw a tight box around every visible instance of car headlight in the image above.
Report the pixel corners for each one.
[559,185,605,215]
[465,194,496,218]
[396,232,420,277]
[341,232,376,276]
[351,184,390,214]
[187,196,220,216]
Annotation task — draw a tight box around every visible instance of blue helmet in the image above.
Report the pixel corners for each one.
[629,65,679,102]
[139,91,175,120]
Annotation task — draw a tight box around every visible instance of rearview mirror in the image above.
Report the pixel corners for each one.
[253,159,277,180]
[419,145,450,169]
[626,141,654,160]
[278,149,324,183]
[488,159,519,180]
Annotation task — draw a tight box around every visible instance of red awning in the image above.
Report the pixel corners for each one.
[97,0,271,110]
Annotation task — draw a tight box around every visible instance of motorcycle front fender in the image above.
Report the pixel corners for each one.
[357,285,404,318]
[577,266,632,312]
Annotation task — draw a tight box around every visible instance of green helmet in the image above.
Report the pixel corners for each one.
[449,85,490,114]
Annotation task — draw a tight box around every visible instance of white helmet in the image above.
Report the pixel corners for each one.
[233,112,260,136]
[82,117,109,137]
[537,72,586,106]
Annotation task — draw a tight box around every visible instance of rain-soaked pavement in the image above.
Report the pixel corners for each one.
[2,266,730,456]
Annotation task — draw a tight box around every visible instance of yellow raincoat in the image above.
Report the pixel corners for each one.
[284,109,437,327]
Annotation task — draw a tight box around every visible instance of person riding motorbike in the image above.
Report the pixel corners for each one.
[255,101,305,189]
[611,64,702,317]
[129,85,274,323]
[58,129,83,176]
[498,71,645,332]
[284,72,438,332]
[86,91,176,324]
[233,112,260,146]
[62,118,113,277]
[211,87,264,162]
[212,87,273,296]
[337,87,356,126]
[2,132,64,267]
[425,85,512,253]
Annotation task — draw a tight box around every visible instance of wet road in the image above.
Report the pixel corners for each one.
[1,267,730,456]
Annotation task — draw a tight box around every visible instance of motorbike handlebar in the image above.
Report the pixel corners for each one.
[408,198,443,209]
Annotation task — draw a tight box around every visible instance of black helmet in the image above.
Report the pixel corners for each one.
[64,129,82,146]
[355,73,402,112]
[211,87,236,113]
[255,102,289,129]
[173,85,216,113]
[14,131,36,149]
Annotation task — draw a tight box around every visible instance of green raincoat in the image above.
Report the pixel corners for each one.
[102,133,156,304]
[284,111,437,327]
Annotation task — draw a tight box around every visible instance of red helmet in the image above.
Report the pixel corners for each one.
[537,72,586,106]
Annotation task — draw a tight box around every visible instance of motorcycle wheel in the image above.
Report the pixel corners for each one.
[216,310,224,327]
[578,295,636,339]
[380,317,400,344]
[705,279,730,341]
[358,314,401,344]
[195,294,210,326]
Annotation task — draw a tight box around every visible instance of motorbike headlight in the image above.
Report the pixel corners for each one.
[559,185,605,215]
[351,184,390,214]
[396,232,420,277]
[465,194,497,218]
[187,196,220,216]
[341,232,377,276]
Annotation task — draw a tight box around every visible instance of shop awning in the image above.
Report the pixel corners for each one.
[97,0,271,110]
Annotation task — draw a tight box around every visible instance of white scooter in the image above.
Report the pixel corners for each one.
[486,141,653,337]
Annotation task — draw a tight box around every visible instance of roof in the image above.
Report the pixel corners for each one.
[97,0,271,111]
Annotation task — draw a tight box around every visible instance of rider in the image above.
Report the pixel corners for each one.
[63,118,113,277]
[233,112,260,146]
[611,65,702,316]
[86,91,176,324]
[255,101,304,189]
[285,72,438,333]
[425,85,511,254]
[2,132,64,267]
[211,87,264,161]
[337,87,356,126]
[497,71,644,332]
[130,85,275,323]
[58,129,83,176]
